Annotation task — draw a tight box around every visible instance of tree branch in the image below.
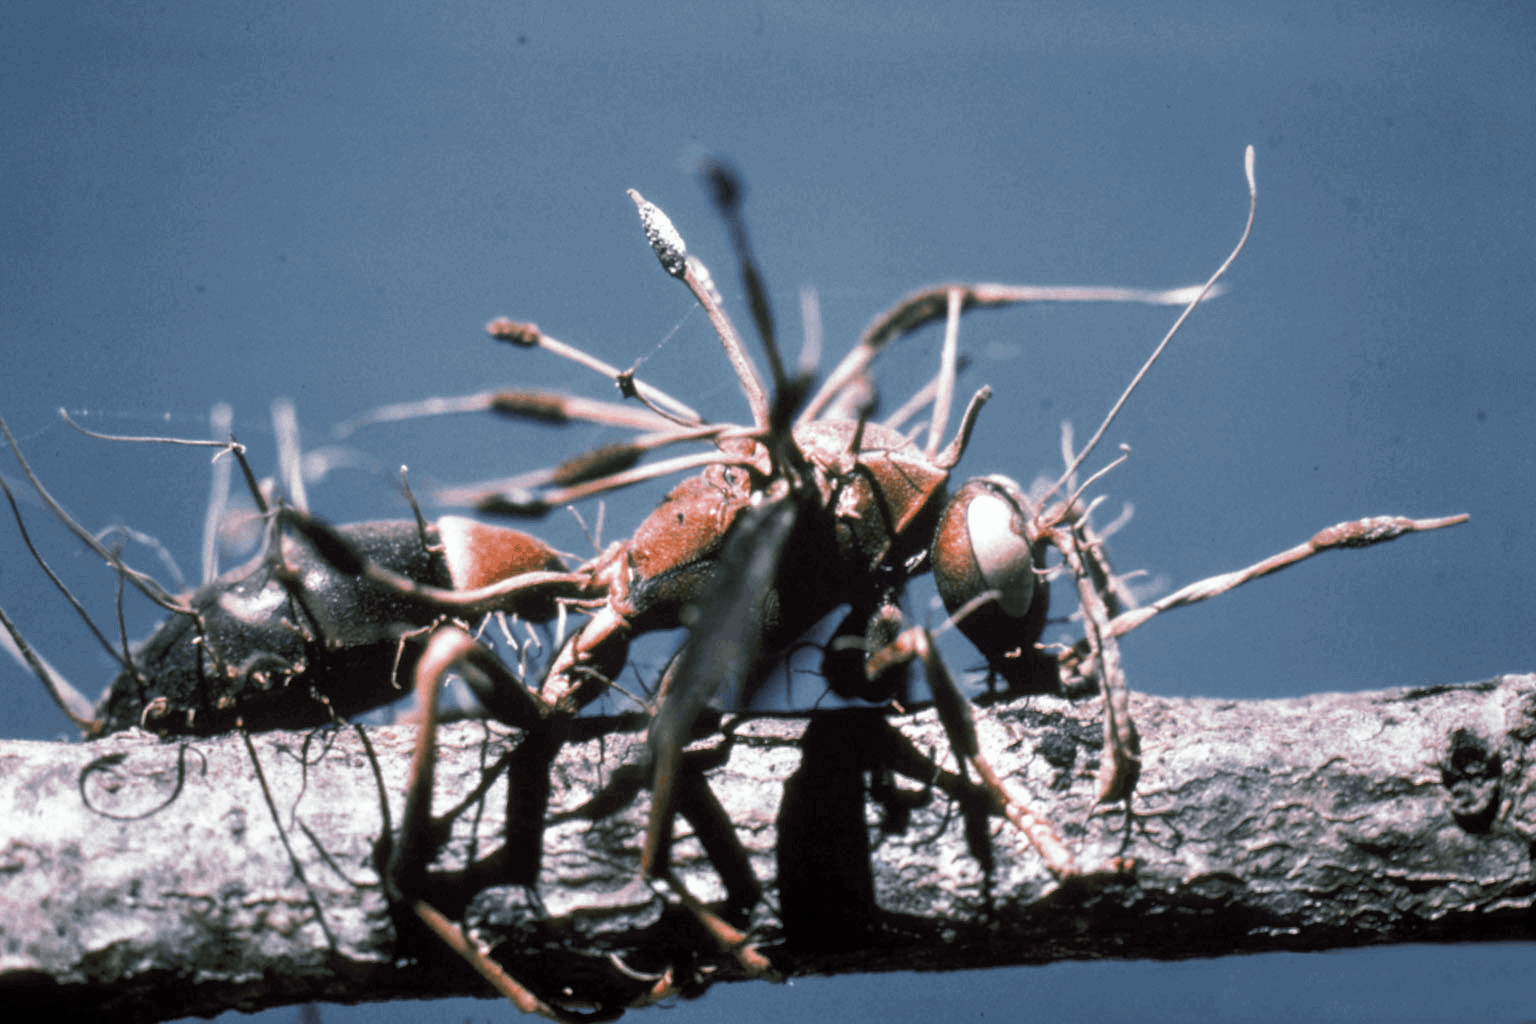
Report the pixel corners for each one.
[3,674,1534,1022]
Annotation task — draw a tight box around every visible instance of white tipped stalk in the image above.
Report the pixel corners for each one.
[627,189,688,279]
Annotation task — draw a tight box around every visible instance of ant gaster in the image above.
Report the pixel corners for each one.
[0,415,578,738]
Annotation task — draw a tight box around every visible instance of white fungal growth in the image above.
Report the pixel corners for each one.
[626,188,688,279]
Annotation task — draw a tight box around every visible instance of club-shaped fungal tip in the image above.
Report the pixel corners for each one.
[627,188,688,279]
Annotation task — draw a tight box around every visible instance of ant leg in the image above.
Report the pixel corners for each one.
[802,280,1226,425]
[386,626,580,1021]
[872,626,1078,878]
[673,766,763,914]
[1045,522,1140,805]
[649,765,774,976]
[810,148,1256,428]
[657,739,771,975]
[810,155,1258,429]
[643,494,800,877]
[656,866,773,977]
[970,469,1141,804]
[584,708,769,977]
[412,900,577,1023]
[553,719,768,976]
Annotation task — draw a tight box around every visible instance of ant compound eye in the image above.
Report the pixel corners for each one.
[930,478,1051,695]
[965,489,1035,617]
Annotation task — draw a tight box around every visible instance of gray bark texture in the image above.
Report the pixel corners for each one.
[3,673,1534,1022]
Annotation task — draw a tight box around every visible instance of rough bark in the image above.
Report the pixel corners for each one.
[3,674,1534,1022]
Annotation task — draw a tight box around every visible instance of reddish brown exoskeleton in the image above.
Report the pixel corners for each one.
[346,154,1246,995]
[467,166,1211,882]
[346,147,1464,1015]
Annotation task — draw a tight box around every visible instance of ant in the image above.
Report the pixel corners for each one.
[368,146,1462,1012]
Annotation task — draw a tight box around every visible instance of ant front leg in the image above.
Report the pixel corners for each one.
[548,694,772,979]
[867,626,1078,878]
[627,495,804,980]
[928,474,1140,812]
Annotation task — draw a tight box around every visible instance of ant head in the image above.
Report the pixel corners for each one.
[928,475,1053,693]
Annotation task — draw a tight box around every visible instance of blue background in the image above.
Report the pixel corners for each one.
[2,3,1532,1022]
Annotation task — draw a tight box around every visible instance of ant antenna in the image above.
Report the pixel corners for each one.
[1041,145,1257,508]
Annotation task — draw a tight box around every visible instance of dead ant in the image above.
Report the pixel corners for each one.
[367,146,1463,1007]
[4,146,1468,1019]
